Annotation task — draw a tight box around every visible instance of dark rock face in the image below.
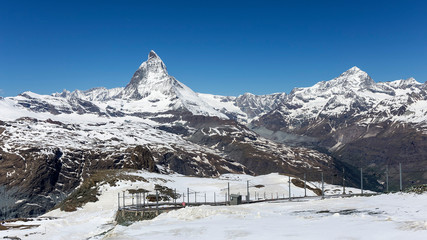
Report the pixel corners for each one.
[0,143,161,219]
[126,146,159,173]
[252,111,427,191]
[333,122,427,191]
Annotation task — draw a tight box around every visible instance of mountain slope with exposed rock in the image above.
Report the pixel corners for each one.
[0,51,337,219]
[1,51,426,219]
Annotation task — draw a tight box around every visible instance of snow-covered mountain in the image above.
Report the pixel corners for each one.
[251,66,427,194]
[252,66,427,137]
[1,50,427,219]
[0,51,337,219]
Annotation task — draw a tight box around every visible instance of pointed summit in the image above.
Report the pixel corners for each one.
[335,66,374,88]
[123,50,172,99]
[148,50,159,59]
[340,66,365,77]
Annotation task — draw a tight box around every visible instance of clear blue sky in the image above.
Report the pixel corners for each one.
[1,0,426,97]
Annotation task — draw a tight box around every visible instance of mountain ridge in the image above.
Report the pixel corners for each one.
[1,51,427,219]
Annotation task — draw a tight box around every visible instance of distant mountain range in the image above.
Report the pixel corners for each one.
[1,50,426,218]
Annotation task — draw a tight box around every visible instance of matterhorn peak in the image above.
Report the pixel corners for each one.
[148,50,159,59]
[122,50,174,99]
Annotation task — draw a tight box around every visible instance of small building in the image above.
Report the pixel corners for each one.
[230,194,242,205]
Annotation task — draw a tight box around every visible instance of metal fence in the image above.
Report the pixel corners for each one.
[117,162,427,212]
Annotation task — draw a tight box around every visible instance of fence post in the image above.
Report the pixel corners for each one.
[143,192,146,207]
[205,193,207,204]
[385,165,389,192]
[123,191,125,208]
[118,193,120,210]
[321,172,324,199]
[399,163,403,191]
[214,193,216,205]
[187,188,190,204]
[156,189,159,215]
[228,182,230,203]
[288,176,291,201]
[304,173,307,197]
[247,180,250,202]
[342,168,346,194]
[361,168,364,195]
[174,189,177,206]
[132,193,134,206]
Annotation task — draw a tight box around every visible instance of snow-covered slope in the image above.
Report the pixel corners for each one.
[1,171,426,240]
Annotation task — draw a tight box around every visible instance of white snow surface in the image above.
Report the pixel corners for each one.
[1,171,426,240]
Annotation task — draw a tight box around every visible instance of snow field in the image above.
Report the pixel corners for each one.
[1,171,426,240]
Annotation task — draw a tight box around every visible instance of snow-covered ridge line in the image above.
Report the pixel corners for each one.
[1,49,426,126]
